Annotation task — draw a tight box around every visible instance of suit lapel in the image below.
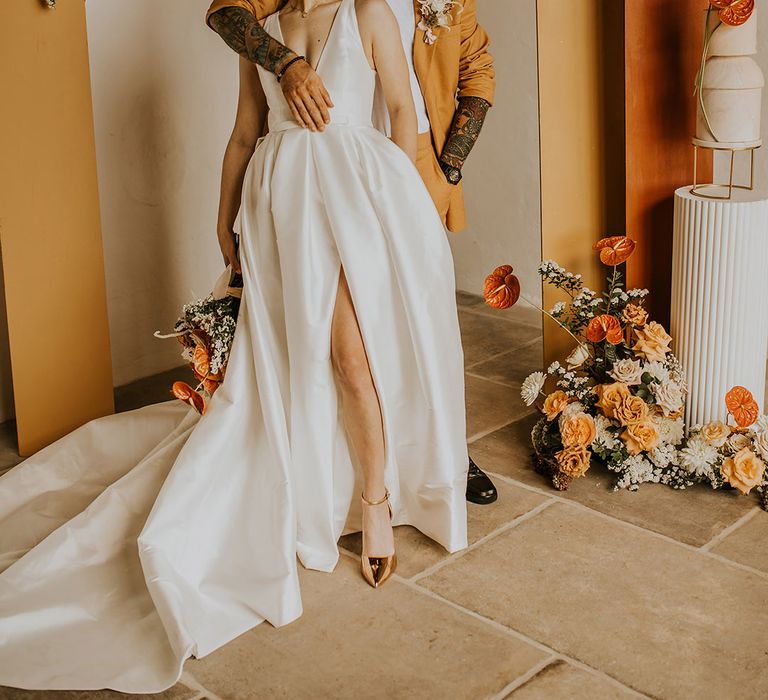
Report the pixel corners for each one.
[412,0,437,95]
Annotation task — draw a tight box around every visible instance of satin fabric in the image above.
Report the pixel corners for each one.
[0,0,468,691]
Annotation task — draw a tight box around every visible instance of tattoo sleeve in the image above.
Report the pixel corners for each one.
[209,7,296,75]
[439,96,491,172]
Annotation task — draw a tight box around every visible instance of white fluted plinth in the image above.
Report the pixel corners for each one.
[671,187,768,427]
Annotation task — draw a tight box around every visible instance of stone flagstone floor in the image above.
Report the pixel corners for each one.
[1,292,767,699]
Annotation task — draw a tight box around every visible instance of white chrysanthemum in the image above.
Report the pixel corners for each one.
[593,414,620,450]
[656,416,685,446]
[678,438,718,477]
[642,361,670,384]
[521,372,546,407]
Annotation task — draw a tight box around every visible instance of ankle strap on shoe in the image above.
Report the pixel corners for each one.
[361,489,390,506]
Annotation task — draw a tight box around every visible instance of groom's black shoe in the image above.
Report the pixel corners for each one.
[466,457,497,504]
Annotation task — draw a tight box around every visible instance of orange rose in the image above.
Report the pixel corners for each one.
[632,322,672,363]
[621,419,660,455]
[560,412,597,447]
[614,394,650,427]
[543,390,569,421]
[595,382,631,420]
[721,447,765,495]
[555,444,591,477]
[621,303,648,327]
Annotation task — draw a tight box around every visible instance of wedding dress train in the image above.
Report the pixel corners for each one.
[0,0,468,691]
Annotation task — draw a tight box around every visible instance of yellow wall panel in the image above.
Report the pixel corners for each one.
[0,1,114,455]
[537,0,625,368]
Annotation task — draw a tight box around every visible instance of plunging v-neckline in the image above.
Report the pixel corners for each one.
[275,0,346,76]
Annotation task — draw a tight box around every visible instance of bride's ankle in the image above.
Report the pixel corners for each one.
[361,487,389,505]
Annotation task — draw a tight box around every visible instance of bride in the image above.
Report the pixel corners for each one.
[0,0,468,692]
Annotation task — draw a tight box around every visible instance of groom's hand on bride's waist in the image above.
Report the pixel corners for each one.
[279,59,334,132]
[207,6,333,132]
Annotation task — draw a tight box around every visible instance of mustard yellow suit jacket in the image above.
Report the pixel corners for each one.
[205,0,495,232]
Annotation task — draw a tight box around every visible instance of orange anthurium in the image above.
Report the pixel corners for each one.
[710,0,754,26]
[172,380,207,415]
[725,385,760,428]
[592,236,636,266]
[586,315,623,345]
[193,345,211,378]
[484,265,521,310]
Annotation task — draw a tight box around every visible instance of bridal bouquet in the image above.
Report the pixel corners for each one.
[484,236,690,492]
[154,264,243,415]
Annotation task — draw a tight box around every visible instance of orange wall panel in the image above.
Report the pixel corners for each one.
[625,0,712,326]
[0,1,114,454]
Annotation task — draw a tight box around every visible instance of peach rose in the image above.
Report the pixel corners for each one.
[614,394,650,427]
[621,419,660,455]
[621,303,648,327]
[632,322,672,363]
[560,412,597,447]
[555,444,591,477]
[595,382,631,420]
[701,420,730,448]
[720,447,765,495]
[543,390,569,421]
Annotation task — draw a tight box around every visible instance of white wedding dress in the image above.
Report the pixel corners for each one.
[0,0,468,692]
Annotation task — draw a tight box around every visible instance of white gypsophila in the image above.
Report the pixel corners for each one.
[678,437,718,477]
[727,432,751,453]
[547,361,561,374]
[651,381,684,417]
[608,358,643,386]
[751,430,768,461]
[566,344,590,370]
[593,414,620,450]
[521,372,546,407]
[550,301,566,315]
[649,443,678,469]
[656,416,685,446]
[642,361,670,384]
[615,454,655,489]
[627,288,650,299]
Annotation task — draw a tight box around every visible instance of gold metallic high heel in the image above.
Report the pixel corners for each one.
[360,489,397,588]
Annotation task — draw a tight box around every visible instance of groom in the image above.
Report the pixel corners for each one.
[205,0,498,505]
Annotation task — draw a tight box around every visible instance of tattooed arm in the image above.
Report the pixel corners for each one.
[208,7,334,131]
[438,96,491,175]
[438,0,494,181]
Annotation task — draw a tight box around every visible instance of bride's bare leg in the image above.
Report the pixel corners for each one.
[330,267,394,558]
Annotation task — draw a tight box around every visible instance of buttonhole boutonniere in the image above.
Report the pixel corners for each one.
[417,0,463,45]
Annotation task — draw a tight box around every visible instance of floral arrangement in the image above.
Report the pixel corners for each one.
[484,236,767,512]
[154,267,243,415]
[417,0,462,44]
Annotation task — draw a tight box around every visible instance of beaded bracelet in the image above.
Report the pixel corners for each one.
[276,55,306,83]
